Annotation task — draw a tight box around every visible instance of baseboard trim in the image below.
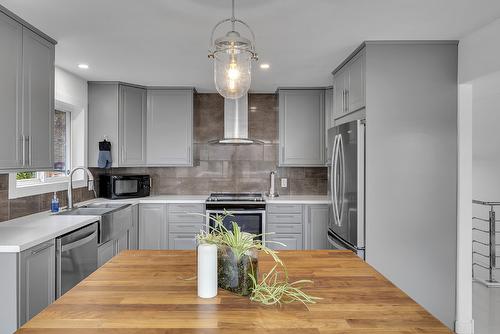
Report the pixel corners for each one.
[455,319,474,334]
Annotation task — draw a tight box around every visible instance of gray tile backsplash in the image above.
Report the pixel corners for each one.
[93,93,327,196]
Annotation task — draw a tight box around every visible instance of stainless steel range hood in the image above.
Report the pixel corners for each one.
[209,95,262,145]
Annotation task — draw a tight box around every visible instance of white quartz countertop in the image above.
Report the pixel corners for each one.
[0,195,329,253]
[265,195,330,204]
[0,212,101,253]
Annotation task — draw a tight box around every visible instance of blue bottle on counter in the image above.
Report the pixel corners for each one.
[51,192,60,213]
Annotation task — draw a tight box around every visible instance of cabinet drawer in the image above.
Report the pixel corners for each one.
[267,213,303,224]
[168,203,204,213]
[168,233,197,250]
[268,223,303,234]
[267,204,302,214]
[267,234,303,250]
[169,222,205,234]
[168,212,205,223]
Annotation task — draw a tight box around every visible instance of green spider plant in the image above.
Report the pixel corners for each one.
[196,210,283,266]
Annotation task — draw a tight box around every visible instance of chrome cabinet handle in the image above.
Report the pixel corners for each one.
[345,90,349,113]
[27,136,31,166]
[21,135,26,166]
[31,243,52,255]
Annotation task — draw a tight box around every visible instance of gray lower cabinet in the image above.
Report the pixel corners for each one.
[304,205,329,250]
[97,239,115,267]
[97,229,131,267]
[266,204,304,250]
[19,240,55,326]
[167,203,205,250]
[88,82,147,167]
[168,234,197,250]
[0,11,55,171]
[139,204,168,250]
[128,205,139,250]
[0,240,56,333]
[278,88,325,166]
[146,89,194,166]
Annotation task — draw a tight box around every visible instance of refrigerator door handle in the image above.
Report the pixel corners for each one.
[338,134,346,227]
[333,134,342,227]
[332,135,340,226]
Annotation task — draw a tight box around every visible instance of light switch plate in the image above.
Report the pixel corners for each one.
[281,178,288,188]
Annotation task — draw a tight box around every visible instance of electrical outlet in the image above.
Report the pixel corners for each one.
[280,178,288,188]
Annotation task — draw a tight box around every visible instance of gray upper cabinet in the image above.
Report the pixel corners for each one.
[0,11,55,171]
[22,27,55,170]
[119,85,147,166]
[88,82,147,168]
[139,204,168,250]
[0,13,23,169]
[332,49,366,120]
[278,89,325,166]
[304,205,329,250]
[147,89,194,166]
[19,240,55,326]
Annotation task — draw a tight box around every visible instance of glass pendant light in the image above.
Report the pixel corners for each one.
[208,0,258,99]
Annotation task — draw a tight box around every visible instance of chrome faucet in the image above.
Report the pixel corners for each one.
[67,167,95,210]
[267,170,279,198]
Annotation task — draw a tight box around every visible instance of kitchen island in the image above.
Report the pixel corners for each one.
[17,250,452,333]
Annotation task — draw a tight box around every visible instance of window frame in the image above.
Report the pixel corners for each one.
[8,100,86,199]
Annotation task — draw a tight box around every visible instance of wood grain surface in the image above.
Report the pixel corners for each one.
[18,250,452,333]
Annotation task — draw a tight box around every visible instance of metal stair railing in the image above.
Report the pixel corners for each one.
[472,200,500,286]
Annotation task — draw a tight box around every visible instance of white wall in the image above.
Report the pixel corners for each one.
[54,67,88,177]
[459,18,500,84]
[457,16,500,334]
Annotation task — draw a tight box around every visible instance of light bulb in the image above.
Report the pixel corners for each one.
[227,63,240,80]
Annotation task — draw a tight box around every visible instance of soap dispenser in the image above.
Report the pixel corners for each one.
[51,192,60,213]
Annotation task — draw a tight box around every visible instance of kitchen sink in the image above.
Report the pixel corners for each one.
[56,207,115,216]
[57,203,132,244]
[80,203,131,209]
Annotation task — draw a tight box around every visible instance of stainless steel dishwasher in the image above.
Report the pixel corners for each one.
[55,222,98,298]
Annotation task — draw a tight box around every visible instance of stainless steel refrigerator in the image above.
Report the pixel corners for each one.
[327,119,365,259]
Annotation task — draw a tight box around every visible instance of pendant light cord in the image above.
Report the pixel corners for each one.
[231,0,236,30]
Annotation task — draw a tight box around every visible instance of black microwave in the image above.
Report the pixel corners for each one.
[99,175,151,199]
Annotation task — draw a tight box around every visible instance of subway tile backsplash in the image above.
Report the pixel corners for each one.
[0,93,326,222]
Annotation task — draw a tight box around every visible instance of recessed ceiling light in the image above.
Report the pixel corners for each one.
[260,63,270,69]
[78,64,89,69]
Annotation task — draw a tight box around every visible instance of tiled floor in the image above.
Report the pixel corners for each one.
[473,282,500,334]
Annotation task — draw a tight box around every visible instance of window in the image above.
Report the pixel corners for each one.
[9,101,86,199]
[15,110,71,186]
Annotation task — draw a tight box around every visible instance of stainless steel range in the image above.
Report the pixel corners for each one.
[206,192,266,241]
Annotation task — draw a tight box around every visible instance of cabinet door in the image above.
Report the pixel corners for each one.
[305,205,329,250]
[0,13,23,169]
[279,89,325,166]
[347,51,365,113]
[22,27,54,170]
[97,240,115,267]
[333,69,347,120]
[88,83,119,168]
[267,234,303,250]
[139,204,167,250]
[168,233,197,250]
[128,205,139,250]
[116,230,129,255]
[147,89,193,166]
[19,241,55,325]
[119,85,147,166]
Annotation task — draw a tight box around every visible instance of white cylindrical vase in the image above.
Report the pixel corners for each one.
[197,243,218,298]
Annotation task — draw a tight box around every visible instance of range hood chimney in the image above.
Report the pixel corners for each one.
[209,95,262,145]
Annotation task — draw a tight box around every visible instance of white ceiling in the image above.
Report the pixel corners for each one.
[3,0,500,92]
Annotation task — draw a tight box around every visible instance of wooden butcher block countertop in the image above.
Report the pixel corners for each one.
[17,250,452,334]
